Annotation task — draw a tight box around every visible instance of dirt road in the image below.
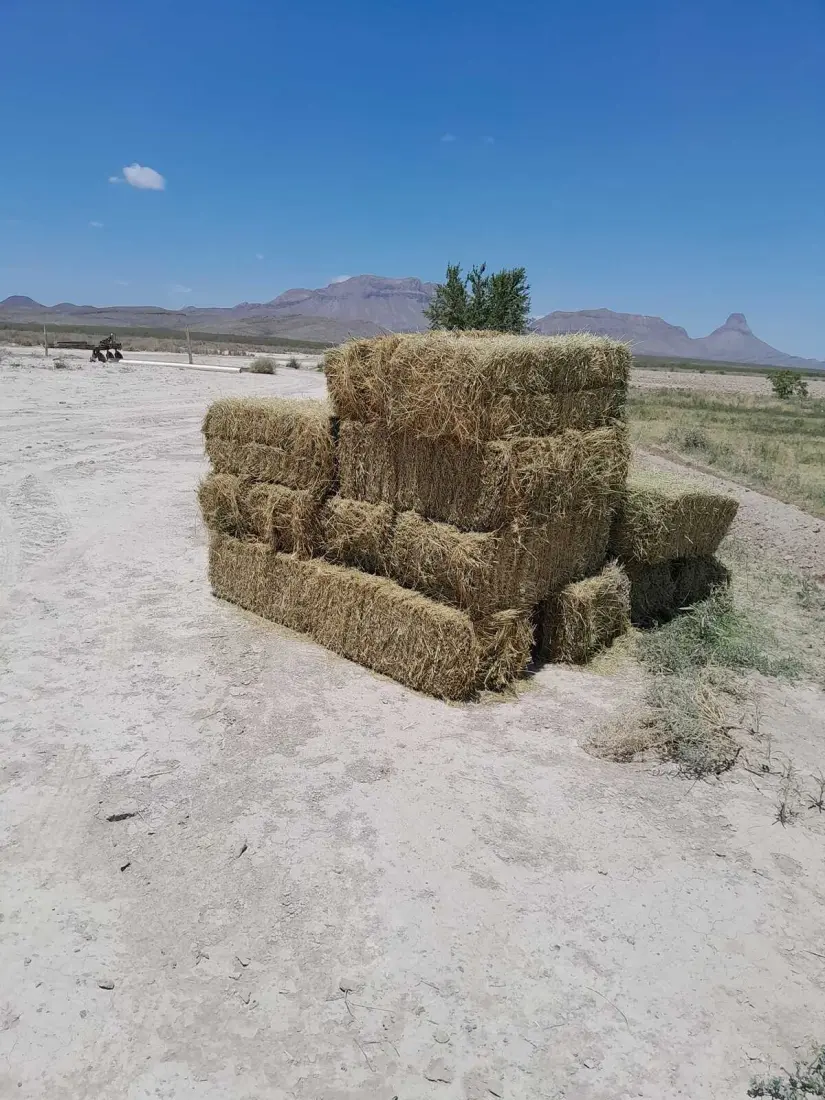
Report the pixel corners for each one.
[2,354,825,1099]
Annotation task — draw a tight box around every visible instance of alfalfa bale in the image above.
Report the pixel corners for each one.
[389,508,612,616]
[202,396,335,495]
[197,472,321,556]
[320,496,395,574]
[627,556,731,625]
[610,470,738,565]
[337,421,629,531]
[537,563,631,664]
[207,533,531,699]
[326,332,630,443]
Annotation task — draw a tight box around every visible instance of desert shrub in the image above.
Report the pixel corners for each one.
[682,426,710,451]
[748,1045,825,1097]
[770,370,809,399]
[241,356,276,375]
[286,357,300,369]
[53,357,70,370]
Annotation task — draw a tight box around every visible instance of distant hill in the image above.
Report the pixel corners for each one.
[532,308,823,369]
[1,278,822,368]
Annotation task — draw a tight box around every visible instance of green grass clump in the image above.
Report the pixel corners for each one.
[748,1046,825,1097]
[629,388,825,517]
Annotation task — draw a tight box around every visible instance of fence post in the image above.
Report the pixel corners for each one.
[186,327,193,365]
[44,325,49,356]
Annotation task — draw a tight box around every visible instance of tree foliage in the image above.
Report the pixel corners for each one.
[425,262,530,333]
[769,370,809,399]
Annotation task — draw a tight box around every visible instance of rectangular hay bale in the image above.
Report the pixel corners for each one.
[208,533,532,699]
[610,470,738,565]
[320,496,395,574]
[626,555,730,625]
[536,563,630,664]
[337,420,629,531]
[326,332,630,444]
[389,509,612,617]
[197,472,321,557]
[202,396,335,495]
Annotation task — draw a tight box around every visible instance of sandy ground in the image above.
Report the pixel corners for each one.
[3,349,825,1099]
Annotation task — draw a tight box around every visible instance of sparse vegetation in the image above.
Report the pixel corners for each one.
[285,357,300,369]
[590,537,824,778]
[769,369,809,400]
[241,356,276,375]
[53,357,70,370]
[748,1046,825,1097]
[425,262,531,333]
[629,388,825,517]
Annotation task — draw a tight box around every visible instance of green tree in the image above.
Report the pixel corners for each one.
[423,263,468,330]
[426,262,531,333]
[769,370,809,399]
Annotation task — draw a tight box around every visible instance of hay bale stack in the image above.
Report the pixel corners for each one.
[208,533,531,699]
[536,563,631,664]
[610,470,738,565]
[199,333,638,696]
[197,473,321,557]
[610,470,737,623]
[320,496,394,574]
[326,332,630,442]
[338,421,629,531]
[389,509,612,617]
[202,397,336,495]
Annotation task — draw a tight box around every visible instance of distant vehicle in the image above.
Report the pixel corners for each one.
[53,334,125,362]
[90,334,124,363]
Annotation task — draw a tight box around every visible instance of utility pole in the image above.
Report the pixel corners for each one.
[186,327,193,365]
[43,325,49,356]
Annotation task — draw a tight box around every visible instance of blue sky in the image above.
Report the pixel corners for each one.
[1,0,823,356]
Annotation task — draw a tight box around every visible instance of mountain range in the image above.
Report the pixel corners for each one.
[1,276,821,368]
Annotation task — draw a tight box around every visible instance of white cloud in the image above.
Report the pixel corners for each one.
[114,278,129,286]
[482,135,495,144]
[255,252,264,260]
[108,175,123,184]
[89,220,104,228]
[440,133,457,143]
[170,283,192,294]
[331,275,352,283]
[118,163,166,191]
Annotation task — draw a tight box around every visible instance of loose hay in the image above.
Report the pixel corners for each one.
[610,469,738,565]
[389,509,612,617]
[198,472,321,556]
[627,555,731,625]
[320,496,395,574]
[208,533,531,699]
[338,421,629,530]
[203,397,335,495]
[326,332,630,443]
[537,563,631,664]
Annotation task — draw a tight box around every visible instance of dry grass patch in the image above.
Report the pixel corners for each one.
[629,387,825,517]
[327,332,630,443]
[208,533,532,699]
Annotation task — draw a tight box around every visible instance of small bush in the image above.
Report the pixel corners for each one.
[748,1045,825,1097]
[53,358,70,370]
[286,357,300,370]
[241,356,276,375]
[770,370,809,400]
[682,426,711,451]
